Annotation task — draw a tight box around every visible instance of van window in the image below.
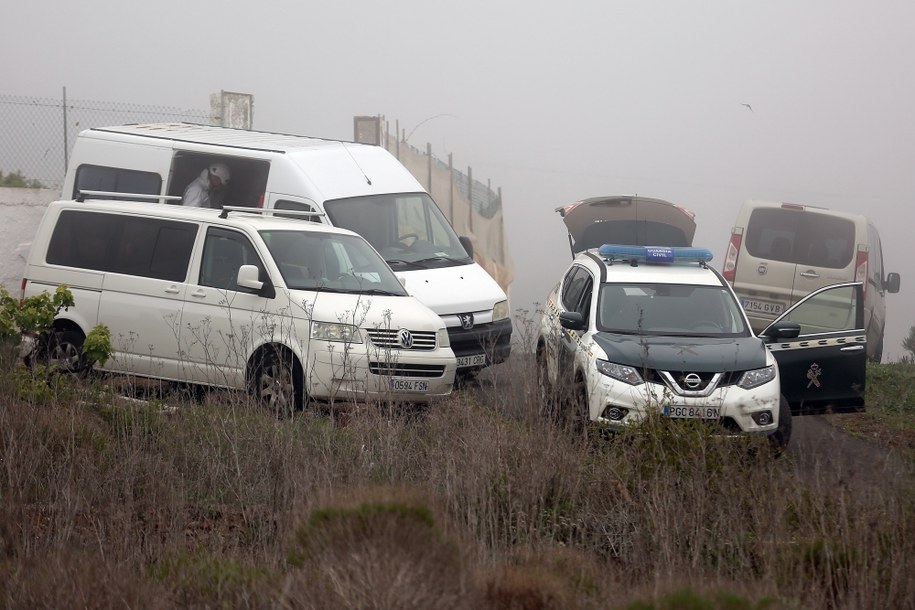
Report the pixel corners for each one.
[199,228,265,291]
[275,199,321,222]
[46,210,197,281]
[72,165,162,199]
[745,208,855,269]
[168,153,270,208]
[324,193,471,268]
[260,230,408,295]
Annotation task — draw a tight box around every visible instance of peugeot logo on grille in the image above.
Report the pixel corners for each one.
[397,329,414,349]
[458,313,474,330]
[684,373,703,389]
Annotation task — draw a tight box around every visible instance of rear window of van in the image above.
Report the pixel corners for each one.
[745,208,855,269]
[47,210,198,281]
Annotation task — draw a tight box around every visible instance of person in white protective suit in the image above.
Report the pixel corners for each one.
[182,162,231,208]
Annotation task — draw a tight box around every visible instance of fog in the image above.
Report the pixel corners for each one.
[4,1,913,359]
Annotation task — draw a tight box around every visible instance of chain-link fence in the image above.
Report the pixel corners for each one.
[0,93,214,190]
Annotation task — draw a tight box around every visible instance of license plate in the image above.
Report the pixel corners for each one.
[665,405,720,419]
[741,298,784,315]
[389,378,429,392]
[456,353,487,368]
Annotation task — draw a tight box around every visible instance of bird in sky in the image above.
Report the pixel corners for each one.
[741,103,753,112]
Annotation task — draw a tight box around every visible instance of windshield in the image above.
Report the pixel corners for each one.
[259,229,408,296]
[597,283,749,337]
[324,192,472,269]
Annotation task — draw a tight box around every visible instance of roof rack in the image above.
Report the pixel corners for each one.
[218,206,327,220]
[77,190,182,203]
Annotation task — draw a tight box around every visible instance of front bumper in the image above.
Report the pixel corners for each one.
[306,342,456,403]
[586,375,780,435]
[447,318,512,368]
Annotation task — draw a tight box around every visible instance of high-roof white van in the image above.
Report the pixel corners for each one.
[22,199,456,409]
[62,123,512,376]
[722,200,901,361]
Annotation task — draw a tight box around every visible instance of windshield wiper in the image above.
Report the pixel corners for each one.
[385,259,424,269]
[412,256,470,266]
[359,288,403,296]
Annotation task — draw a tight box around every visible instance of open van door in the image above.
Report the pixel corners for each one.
[761,282,866,415]
[555,196,696,256]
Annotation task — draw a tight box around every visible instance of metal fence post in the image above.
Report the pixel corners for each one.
[62,86,68,174]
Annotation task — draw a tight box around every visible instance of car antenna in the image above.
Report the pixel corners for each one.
[341,142,372,185]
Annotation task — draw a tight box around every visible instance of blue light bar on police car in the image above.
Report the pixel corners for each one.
[598,244,714,264]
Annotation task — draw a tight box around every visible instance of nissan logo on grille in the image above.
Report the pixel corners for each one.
[684,373,703,389]
[397,329,414,349]
[458,313,474,330]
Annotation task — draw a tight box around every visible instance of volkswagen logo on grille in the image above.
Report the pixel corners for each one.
[684,373,703,389]
[397,329,414,349]
[458,313,474,330]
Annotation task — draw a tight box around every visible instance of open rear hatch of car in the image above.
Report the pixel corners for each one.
[556,195,697,255]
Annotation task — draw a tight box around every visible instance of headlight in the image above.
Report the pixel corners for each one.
[492,300,510,321]
[437,327,450,348]
[311,321,363,343]
[737,365,776,389]
[596,359,643,385]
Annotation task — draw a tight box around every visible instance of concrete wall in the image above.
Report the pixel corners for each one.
[0,187,58,292]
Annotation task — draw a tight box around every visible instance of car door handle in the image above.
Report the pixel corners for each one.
[191,289,207,298]
[800,270,820,279]
[840,345,864,352]
[164,285,181,294]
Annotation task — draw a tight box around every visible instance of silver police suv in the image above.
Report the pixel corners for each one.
[537,244,869,449]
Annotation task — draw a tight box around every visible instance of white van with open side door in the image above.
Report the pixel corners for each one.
[722,200,901,362]
[62,123,511,376]
[22,198,456,410]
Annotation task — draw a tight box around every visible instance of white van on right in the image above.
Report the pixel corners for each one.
[722,200,901,362]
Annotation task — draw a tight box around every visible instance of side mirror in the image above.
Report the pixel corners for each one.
[459,235,474,258]
[238,264,275,298]
[559,311,586,331]
[237,265,263,290]
[885,272,901,294]
[760,320,801,341]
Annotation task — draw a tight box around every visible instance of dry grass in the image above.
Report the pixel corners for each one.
[1,343,914,609]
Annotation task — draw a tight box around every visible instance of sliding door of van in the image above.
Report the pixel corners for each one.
[91,214,198,379]
[180,227,275,388]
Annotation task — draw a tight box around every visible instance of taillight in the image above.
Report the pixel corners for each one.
[257,193,265,208]
[855,247,868,297]
[722,231,742,283]
[19,277,26,306]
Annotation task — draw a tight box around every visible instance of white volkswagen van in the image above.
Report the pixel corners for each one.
[722,200,901,361]
[62,123,512,375]
[22,198,456,409]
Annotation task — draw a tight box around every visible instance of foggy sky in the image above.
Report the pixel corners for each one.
[4,1,913,359]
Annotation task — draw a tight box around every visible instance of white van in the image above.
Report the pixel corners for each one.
[722,200,901,361]
[62,123,512,375]
[22,199,456,409]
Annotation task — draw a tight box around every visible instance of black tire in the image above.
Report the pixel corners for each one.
[36,329,86,374]
[568,378,591,440]
[536,346,558,419]
[253,348,303,416]
[768,394,792,456]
